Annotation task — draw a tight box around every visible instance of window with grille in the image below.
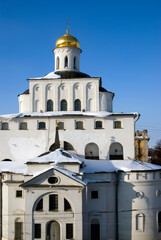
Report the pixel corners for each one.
[75,121,83,129]
[66,223,73,239]
[34,224,41,238]
[95,121,102,129]
[114,121,122,129]
[61,99,67,111]
[49,195,58,211]
[1,122,9,130]
[74,99,81,111]
[47,99,53,111]
[38,122,46,129]
[19,122,27,130]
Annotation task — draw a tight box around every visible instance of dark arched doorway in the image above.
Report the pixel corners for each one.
[85,143,99,160]
[46,221,60,240]
[109,142,123,160]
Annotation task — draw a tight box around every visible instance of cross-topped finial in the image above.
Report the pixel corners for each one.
[67,17,69,34]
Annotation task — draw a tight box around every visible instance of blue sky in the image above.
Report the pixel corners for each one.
[0,0,160,146]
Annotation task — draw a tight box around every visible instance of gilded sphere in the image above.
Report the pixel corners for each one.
[56,31,79,48]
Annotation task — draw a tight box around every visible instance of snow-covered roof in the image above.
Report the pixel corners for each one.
[0,111,138,119]
[28,71,61,80]
[26,149,82,164]
[0,150,160,175]
[0,162,27,174]
[81,159,161,173]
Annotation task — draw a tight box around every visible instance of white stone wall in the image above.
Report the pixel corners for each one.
[0,115,135,162]
[83,171,161,240]
[18,78,102,113]
[2,171,83,240]
[53,46,81,72]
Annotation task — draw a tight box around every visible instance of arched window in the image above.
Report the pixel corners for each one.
[158,212,161,232]
[91,219,100,240]
[36,199,43,211]
[15,218,23,240]
[64,198,72,211]
[47,99,53,111]
[85,143,99,160]
[74,99,81,111]
[56,57,60,69]
[109,142,123,160]
[114,120,122,129]
[19,122,27,130]
[74,56,76,69]
[38,122,46,130]
[136,213,145,232]
[64,141,74,151]
[95,121,102,129]
[1,122,9,130]
[2,159,12,161]
[75,121,83,130]
[64,56,68,68]
[61,99,67,111]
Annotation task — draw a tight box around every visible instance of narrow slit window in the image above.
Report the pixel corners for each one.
[65,56,68,68]
[56,57,60,69]
[74,99,81,111]
[47,99,53,111]
[74,56,76,69]
[61,99,67,111]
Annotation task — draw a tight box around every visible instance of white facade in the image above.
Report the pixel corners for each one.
[0,31,161,240]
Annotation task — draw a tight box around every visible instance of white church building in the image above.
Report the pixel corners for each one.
[0,29,161,240]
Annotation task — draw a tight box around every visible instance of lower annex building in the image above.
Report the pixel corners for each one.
[0,29,161,240]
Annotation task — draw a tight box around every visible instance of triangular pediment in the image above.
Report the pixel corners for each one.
[21,167,85,188]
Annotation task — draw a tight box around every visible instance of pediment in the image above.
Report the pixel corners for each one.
[21,167,85,188]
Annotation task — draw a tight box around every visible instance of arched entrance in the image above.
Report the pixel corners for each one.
[109,142,123,160]
[85,143,99,159]
[46,221,60,240]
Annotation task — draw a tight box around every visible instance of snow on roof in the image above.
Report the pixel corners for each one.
[81,159,161,173]
[0,162,27,174]
[0,111,138,119]
[28,71,61,80]
[27,149,161,173]
[26,149,82,164]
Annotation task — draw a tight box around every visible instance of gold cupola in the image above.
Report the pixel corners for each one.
[56,30,80,48]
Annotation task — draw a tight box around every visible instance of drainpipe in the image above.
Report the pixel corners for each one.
[115,171,119,240]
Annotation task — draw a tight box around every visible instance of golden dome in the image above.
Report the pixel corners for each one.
[56,30,79,48]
